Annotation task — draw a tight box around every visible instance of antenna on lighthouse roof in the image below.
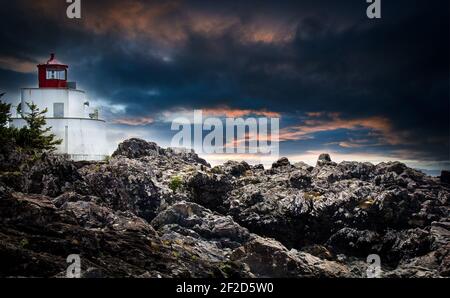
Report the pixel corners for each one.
[47,53,55,64]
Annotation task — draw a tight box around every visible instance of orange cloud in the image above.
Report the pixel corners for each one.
[112,116,154,126]
[0,56,38,73]
[201,105,281,118]
[26,0,297,48]
[162,106,281,120]
[280,112,401,145]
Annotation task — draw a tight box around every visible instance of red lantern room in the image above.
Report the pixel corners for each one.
[37,53,68,88]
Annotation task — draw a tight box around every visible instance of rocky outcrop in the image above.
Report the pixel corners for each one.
[0,139,449,278]
[441,170,450,185]
[112,138,209,167]
[231,236,352,278]
[0,188,247,278]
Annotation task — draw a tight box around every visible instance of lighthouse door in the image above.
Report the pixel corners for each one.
[54,103,64,118]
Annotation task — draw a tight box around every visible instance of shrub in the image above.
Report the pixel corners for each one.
[169,176,183,193]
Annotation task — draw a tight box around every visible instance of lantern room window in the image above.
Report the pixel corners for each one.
[46,69,66,80]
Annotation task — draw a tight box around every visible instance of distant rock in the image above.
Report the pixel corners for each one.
[316,153,332,166]
[112,138,163,158]
[318,153,332,162]
[113,138,210,167]
[272,157,291,169]
[213,160,251,177]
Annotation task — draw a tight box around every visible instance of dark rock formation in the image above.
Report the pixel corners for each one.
[0,138,449,278]
[441,170,450,185]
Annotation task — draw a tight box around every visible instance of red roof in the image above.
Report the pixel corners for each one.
[39,53,68,67]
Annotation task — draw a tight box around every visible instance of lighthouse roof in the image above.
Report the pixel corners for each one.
[38,53,68,67]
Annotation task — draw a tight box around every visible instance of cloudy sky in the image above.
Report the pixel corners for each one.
[0,0,448,173]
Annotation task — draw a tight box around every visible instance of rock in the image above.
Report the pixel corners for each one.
[326,228,382,257]
[76,158,161,221]
[375,161,408,176]
[23,154,82,197]
[112,138,209,167]
[231,236,352,277]
[381,229,432,264]
[317,153,334,167]
[151,201,250,246]
[214,161,251,177]
[318,153,331,162]
[0,138,449,277]
[186,171,232,212]
[301,244,335,260]
[0,189,249,278]
[289,170,312,189]
[441,170,450,184]
[293,161,314,171]
[252,164,265,171]
[272,157,291,169]
[112,138,163,158]
[164,147,210,167]
[430,221,450,276]
[52,192,105,208]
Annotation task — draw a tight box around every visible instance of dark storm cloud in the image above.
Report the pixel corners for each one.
[0,0,448,164]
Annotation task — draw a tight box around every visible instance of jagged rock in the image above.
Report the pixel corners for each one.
[326,228,382,257]
[214,160,251,177]
[381,229,432,264]
[112,138,209,167]
[301,244,335,260]
[112,138,164,158]
[272,157,291,169]
[22,154,82,197]
[0,140,29,172]
[252,164,265,170]
[316,153,335,167]
[52,192,105,208]
[151,201,250,246]
[186,171,232,212]
[289,170,312,189]
[231,236,352,277]
[0,189,249,278]
[430,221,450,276]
[164,147,210,167]
[293,161,314,171]
[75,158,161,221]
[0,138,449,278]
[375,161,408,176]
[318,153,331,162]
[441,170,450,184]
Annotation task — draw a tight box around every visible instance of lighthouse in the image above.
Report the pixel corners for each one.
[10,54,108,161]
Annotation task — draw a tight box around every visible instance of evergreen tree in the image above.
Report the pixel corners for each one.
[0,93,14,147]
[17,102,62,152]
[0,93,11,128]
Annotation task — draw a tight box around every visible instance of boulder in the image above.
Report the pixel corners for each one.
[441,170,450,184]
[231,236,353,278]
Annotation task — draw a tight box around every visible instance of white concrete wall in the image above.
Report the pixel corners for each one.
[20,88,98,119]
[10,118,108,161]
[21,88,69,117]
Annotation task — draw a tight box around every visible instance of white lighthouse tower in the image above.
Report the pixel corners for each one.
[10,53,108,161]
